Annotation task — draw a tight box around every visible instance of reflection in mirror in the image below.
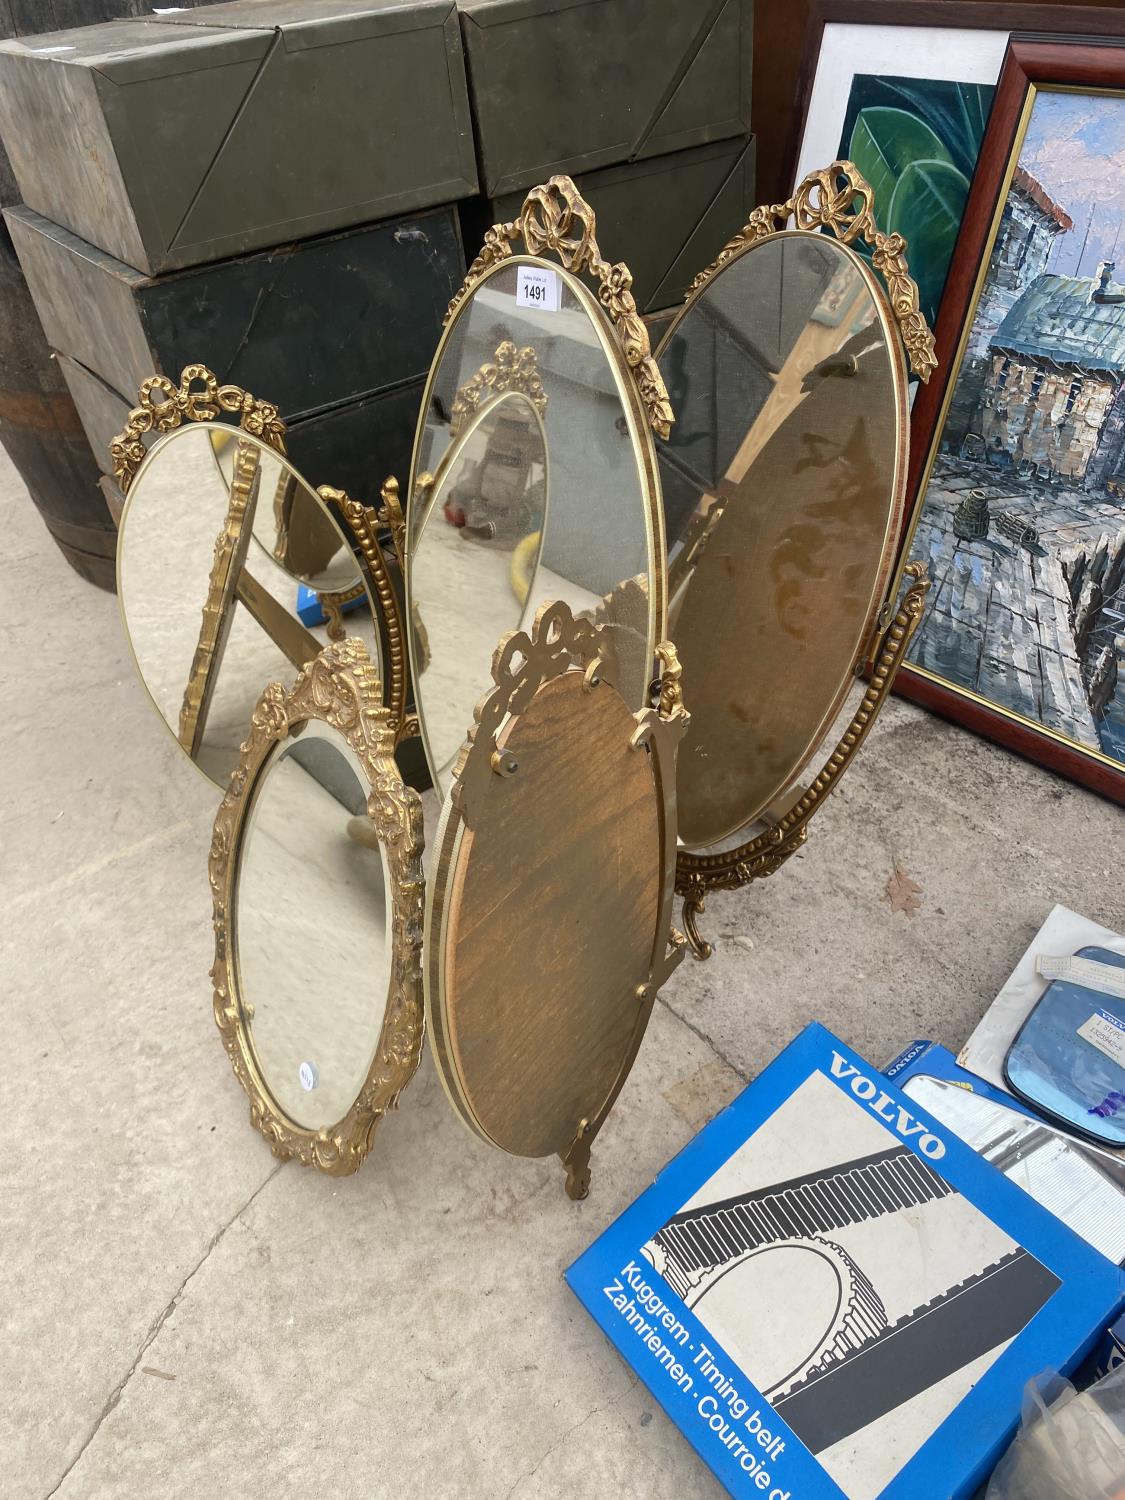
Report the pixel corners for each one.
[408,265,659,793]
[411,391,548,786]
[234,720,392,1132]
[118,424,383,787]
[207,429,361,592]
[656,233,903,849]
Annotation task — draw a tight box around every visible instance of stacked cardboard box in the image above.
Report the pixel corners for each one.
[0,0,229,589]
[456,0,756,313]
[0,0,476,584]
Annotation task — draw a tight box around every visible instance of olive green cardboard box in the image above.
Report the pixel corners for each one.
[0,0,477,275]
[458,0,753,196]
[469,134,756,314]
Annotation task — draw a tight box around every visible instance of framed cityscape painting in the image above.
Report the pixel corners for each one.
[899,39,1125,804]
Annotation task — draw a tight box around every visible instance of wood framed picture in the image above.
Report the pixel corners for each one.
[897,39,1125,803]
[787,3,1125,332]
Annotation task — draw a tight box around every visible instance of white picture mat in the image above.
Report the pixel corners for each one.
[794,23,1010,190]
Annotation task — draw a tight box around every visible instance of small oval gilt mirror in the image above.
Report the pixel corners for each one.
[118,423,385,788]
[407,255,663,794]
[211,639,424,1174]
[656,230,907,849]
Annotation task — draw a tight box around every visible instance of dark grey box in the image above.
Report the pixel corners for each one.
[458,0,752,196]
[7,204,464,425]
[474,134,756,314]
[0,0,477,275]
[285,378,427,509]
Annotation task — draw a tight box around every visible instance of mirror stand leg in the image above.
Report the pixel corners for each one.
[559,1119,593,1201]
[681,893,713,961]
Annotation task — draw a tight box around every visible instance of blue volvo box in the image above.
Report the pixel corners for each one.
[567,1024,1125,1498]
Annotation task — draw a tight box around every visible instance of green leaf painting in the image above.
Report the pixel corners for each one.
[835,76,995,326]
[886,158,971,324]
[849,108,952,210]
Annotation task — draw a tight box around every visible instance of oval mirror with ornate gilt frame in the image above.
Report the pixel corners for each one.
[424,601,688,1200]
[405,177,673,796]
[112,367,406,791]
[654,164,938,957]
[209,638,424,1175]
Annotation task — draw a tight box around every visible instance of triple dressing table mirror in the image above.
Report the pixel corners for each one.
[652,162,939,957]
[111,367,406,787]
[133,166,942,1200]
[209,182,689,1199]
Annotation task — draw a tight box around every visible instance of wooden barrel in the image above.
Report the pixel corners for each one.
[0,222,118,589]
[0,0,226,591]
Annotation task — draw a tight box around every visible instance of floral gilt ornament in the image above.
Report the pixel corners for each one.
[446,175,675,438]
[690,160,939,384]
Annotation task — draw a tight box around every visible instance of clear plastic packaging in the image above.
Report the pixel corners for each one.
[986,1365,1125,1499]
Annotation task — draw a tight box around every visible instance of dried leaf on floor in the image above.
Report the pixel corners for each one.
[141,1367,176,1381]
[886,861,923,918]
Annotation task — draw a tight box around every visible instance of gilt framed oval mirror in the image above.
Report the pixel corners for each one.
[117,416,391,789]
[405,178,672,795]
[210,639,424,1174]
[656,228,909,851]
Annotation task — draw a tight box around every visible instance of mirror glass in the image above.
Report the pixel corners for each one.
[208,430,361,592]
[656,232,903,848]
[408,257,659,793]
[1004,946,1125,1149]
[410,392,548,782]
[234,720,392,1131]
[118,424,383,787]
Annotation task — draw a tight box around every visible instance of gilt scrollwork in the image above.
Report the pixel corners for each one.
[449,598,617,829]
[320,486,409,733]
[177,437,259,753]
[686,161,938,384]
[209,638,425,1175]
[445,176,674,438]
[676,563,932,959]
[110,363,287,492]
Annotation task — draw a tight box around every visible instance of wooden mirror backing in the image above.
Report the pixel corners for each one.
[425,602,688,1199]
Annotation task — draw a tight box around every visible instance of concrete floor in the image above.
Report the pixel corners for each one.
[2,440,1122,1500]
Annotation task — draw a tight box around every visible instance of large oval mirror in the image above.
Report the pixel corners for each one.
[210,639,424,1175]
[656,231,906,849]
[118,424,385,788]
[407,259,662,793]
